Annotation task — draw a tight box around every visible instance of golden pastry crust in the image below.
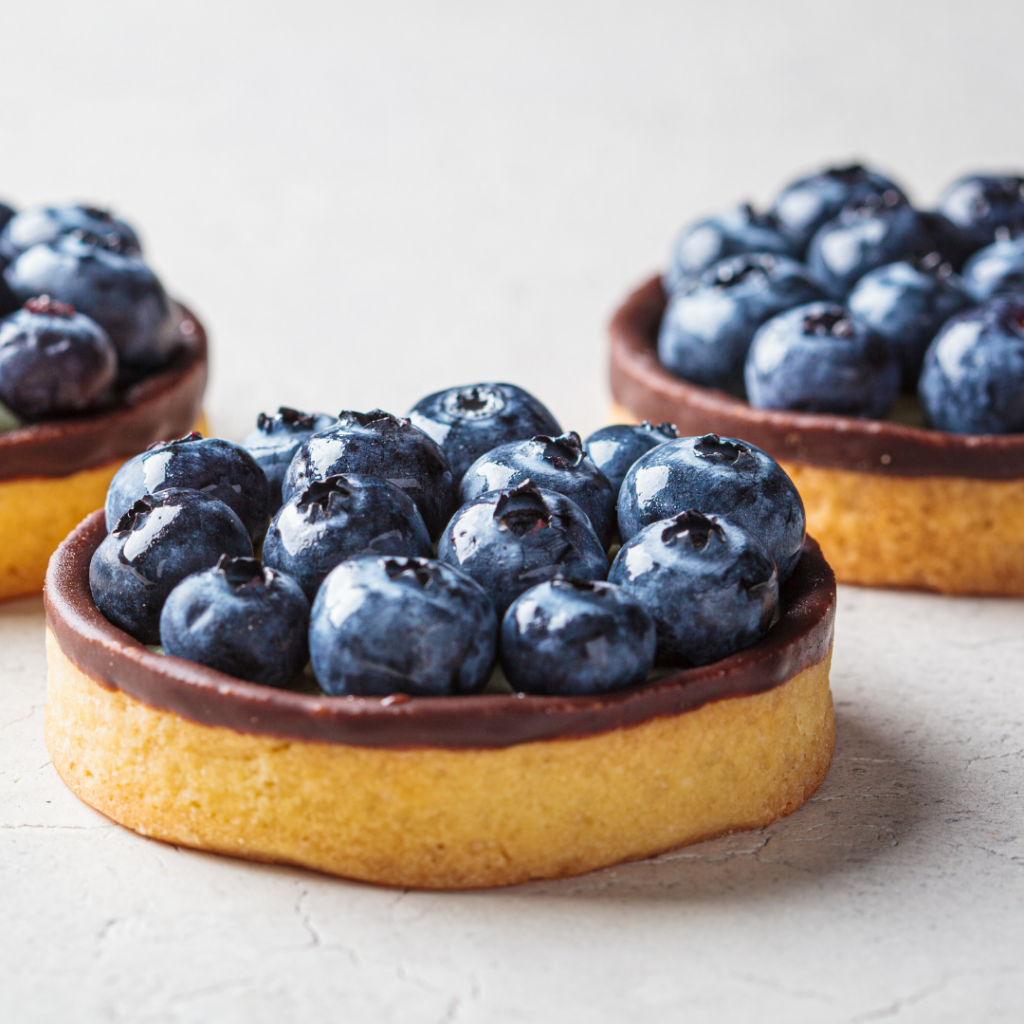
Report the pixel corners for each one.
[45,631,834,890]
[610,401,1024,596]
[781,460,1024,595]
[0,414,209,603]
[0,460,122,601]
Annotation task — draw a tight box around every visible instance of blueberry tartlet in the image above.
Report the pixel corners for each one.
[44,385,835,889]
[0,202,207,600]
[610,163,1024,595]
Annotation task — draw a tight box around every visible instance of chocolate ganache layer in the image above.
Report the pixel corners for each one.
[45,511,835,750]
[0,303,207,482]
[610,275,1024,478]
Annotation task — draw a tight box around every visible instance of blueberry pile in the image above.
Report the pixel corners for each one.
[0,202,182,428]
[659,166,1024,434]
[88,383,806,698]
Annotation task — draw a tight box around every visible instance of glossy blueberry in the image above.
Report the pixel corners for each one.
[0,202,15,236]
[583,421,678,494]
[263,473,433,602]
[408,382,561,484]
[770,163,906,253]
[919,297,1024,434]
[0,204,141,263]
[937,174,1024,251]
[459,431,616,550]
[657,253,826,392]
[917,210,979,273]
[847,256,974,385]
[609,510,778,667]
[961,237,1024,302]
[105,432,273,545]
[160,555,309,688]
[617,434,805,582]
[309,556,497,697]
[242,407,338,510]
[806,196,930,298]
[0,276,16,318]
[89,489,253,644]
[437,480,608,616]
[0,297,116,418]
[283,410,454,540]
[664,204,797,293]
[745,302,901,419]
[4,236,172,368]
[500,579,655,695]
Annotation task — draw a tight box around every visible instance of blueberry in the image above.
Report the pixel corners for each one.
[961,236,1024,302]
[242,407,338,510]
[160,555,309,688]
[617,434,805,582]
[918,297,1024,434]
[806,196,930,298]
[0,297,116,419]
[770,163,906,253]
[309,555,497,697]
[937,174,1024,251]
[847,256,974,385]
[917,210,979,273]
[408,382,561,484]
[105,432,273,545]
[500,579,655,695]
[0,204,141,264]
[262,474,433,602]
[437,480,608,616]
[4,236,173,369]
[89,489,253,644]
[282,410,454,540]
[583,421,678,494]
[459,431,616,550]
[745,302,901,419]
[657,253,825,392]
[609,510,777,666]
[0,202,15,235]
[664,204,797,293]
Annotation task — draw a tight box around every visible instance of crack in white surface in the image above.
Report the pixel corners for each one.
[650,832,771,865]
[846,977,950,1022]
[0,704,41,731]
[0,823,114,831]
[436,996,462,1024]
[294,884,322,949]
[731,970,837,1005]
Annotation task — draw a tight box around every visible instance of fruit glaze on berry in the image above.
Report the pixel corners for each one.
[0,201,207,600]
[45,384,835,889]
[610,163,1024,595]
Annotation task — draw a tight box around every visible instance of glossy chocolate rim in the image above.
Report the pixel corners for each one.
[0,302,208,482]
[609,274,1024,478]
[45,511,835,750]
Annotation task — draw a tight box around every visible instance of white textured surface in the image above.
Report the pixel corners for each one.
[3,588,1024,1022]
[2,1,1024,1020]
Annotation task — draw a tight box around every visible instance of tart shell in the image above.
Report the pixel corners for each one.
[0,305,207,601]
[609,275,1024,595]
[44,511,836,890]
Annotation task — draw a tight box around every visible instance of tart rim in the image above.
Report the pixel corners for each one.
[44,510,836,751]
[609,274,1024,477]
[0,301,208,482]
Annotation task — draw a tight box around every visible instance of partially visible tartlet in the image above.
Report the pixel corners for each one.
[0,304,206,600]
[0,201,209,600]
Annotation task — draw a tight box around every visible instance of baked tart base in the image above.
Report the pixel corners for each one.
[44,512,835,890]
[610,277,1024,596]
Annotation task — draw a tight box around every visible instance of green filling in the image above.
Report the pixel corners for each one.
[0,400,23,433]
